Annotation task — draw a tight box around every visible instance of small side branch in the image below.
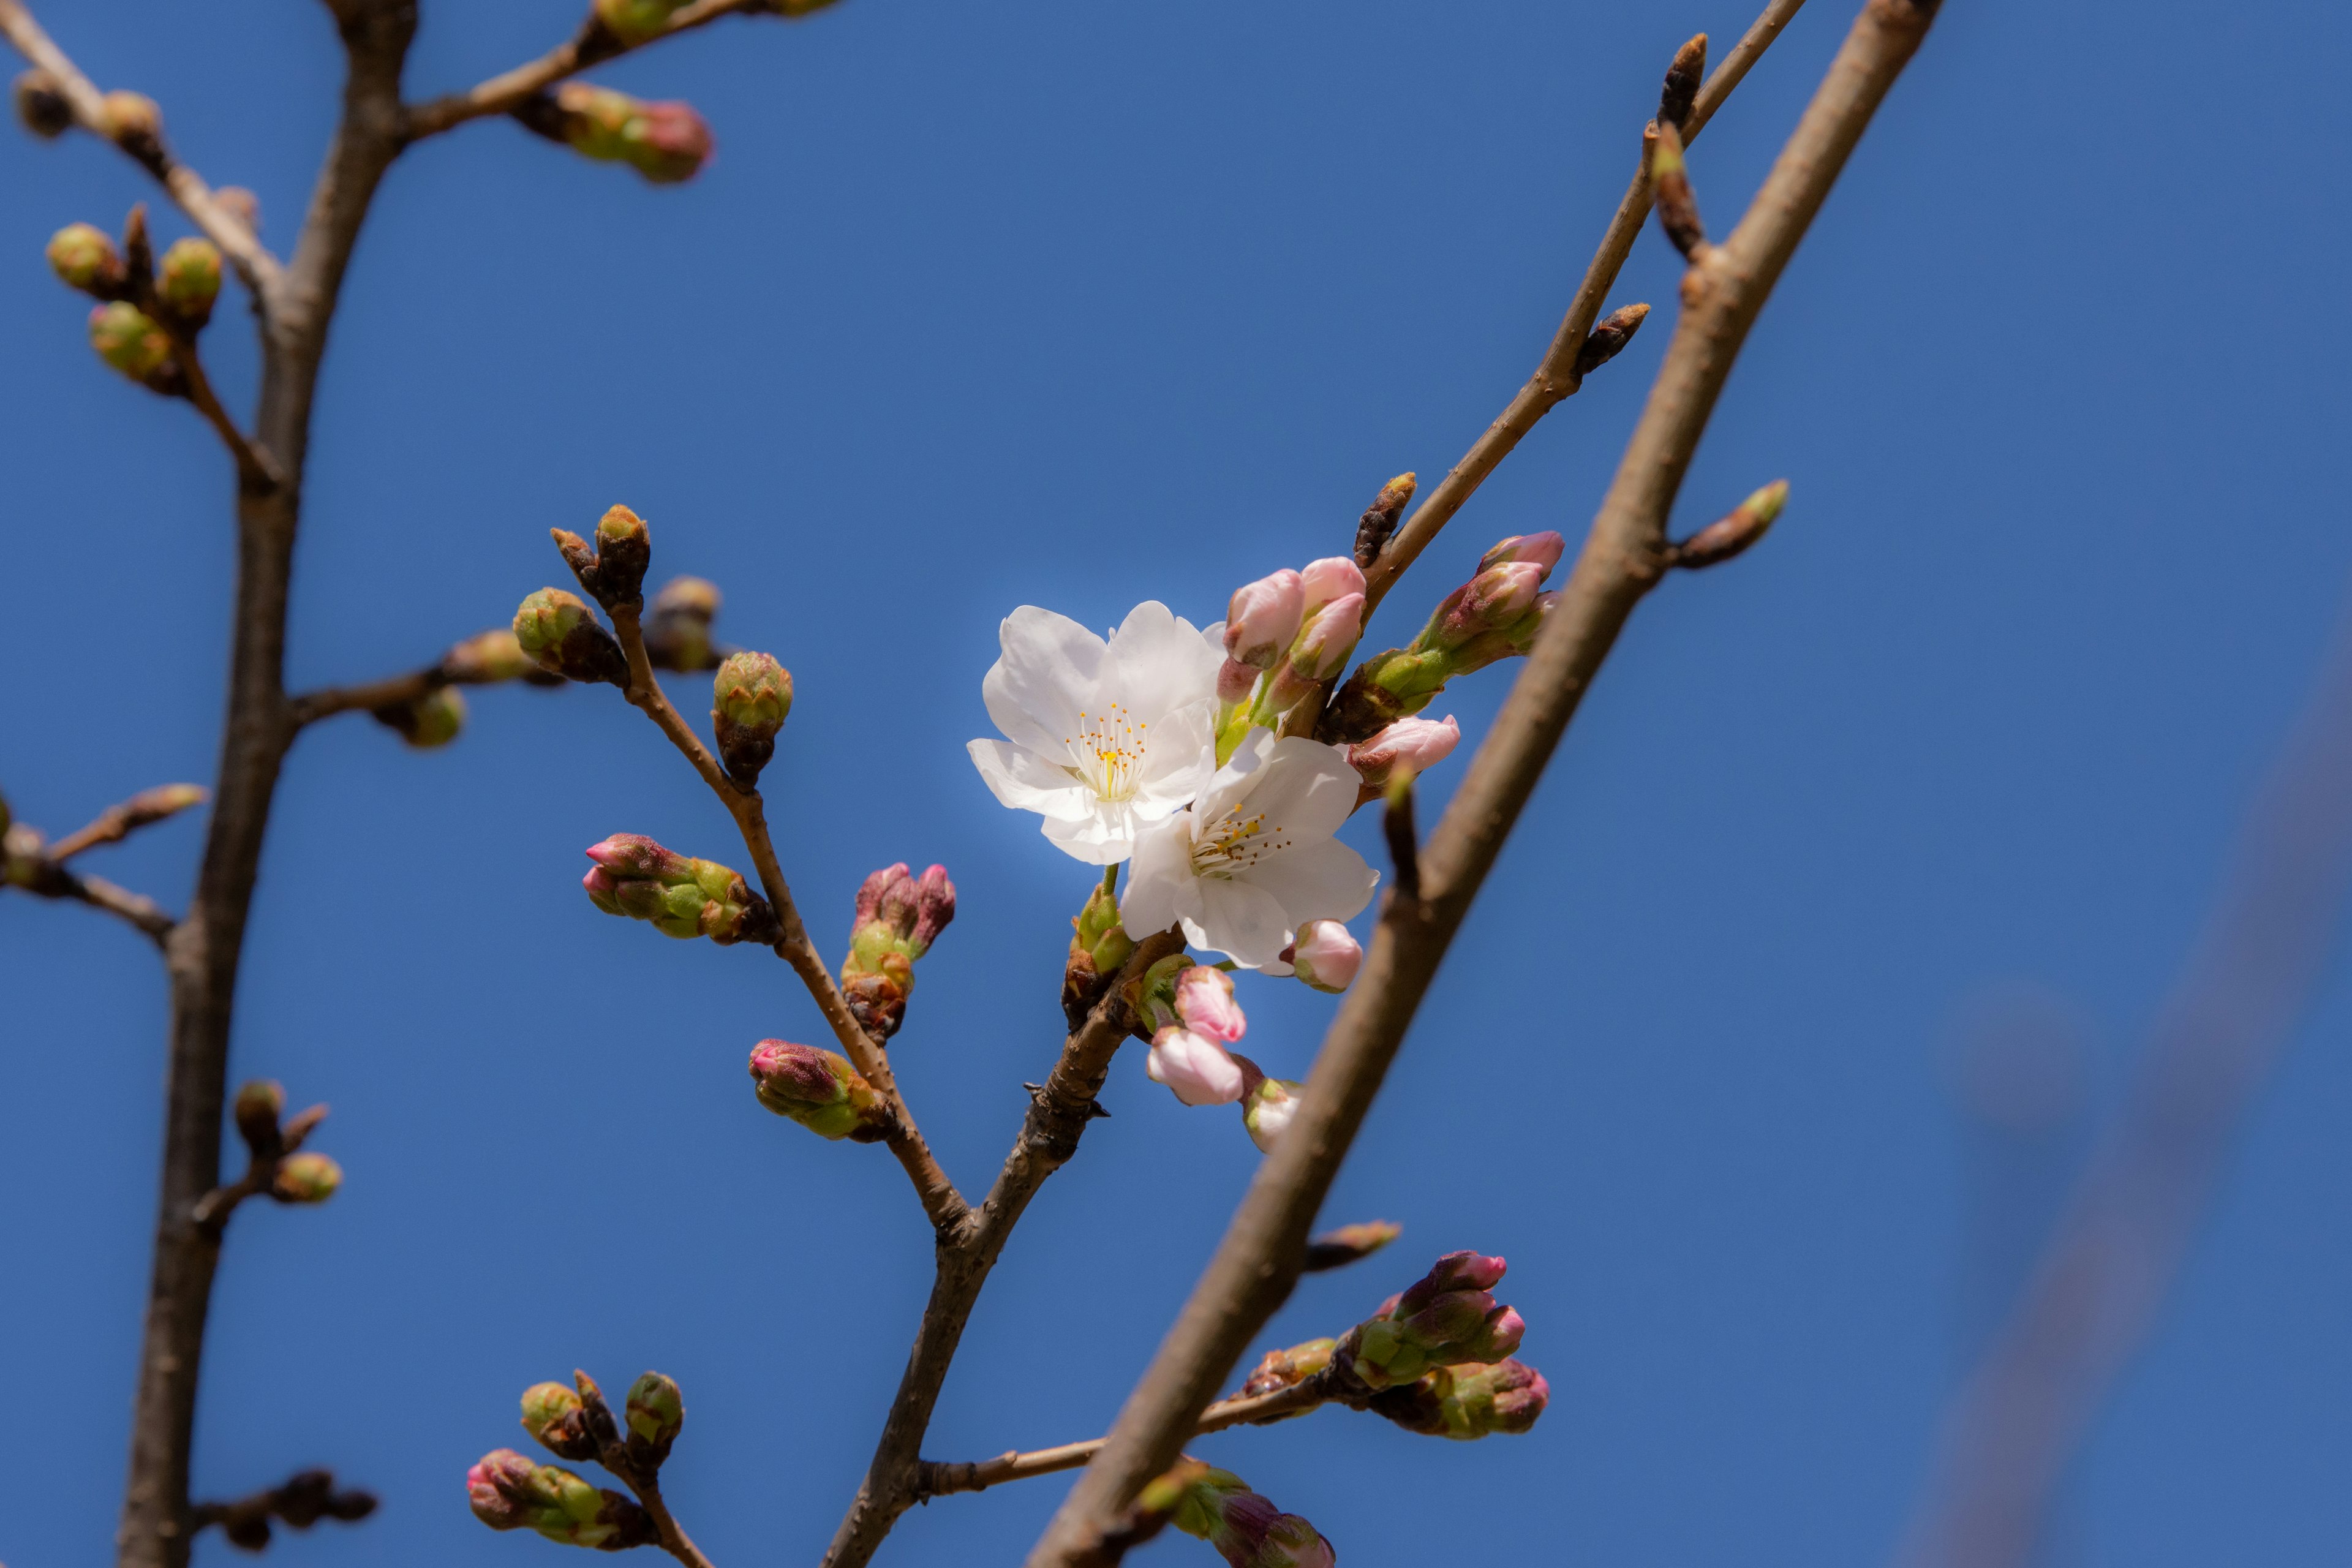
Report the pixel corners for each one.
[192,1468,375,1552]
[920,1381,1325,1501]
[4,816,178,945]
[45,783,206,862]
[0,0,280,292]
[402,0,769,140]
[605,603,968,1235]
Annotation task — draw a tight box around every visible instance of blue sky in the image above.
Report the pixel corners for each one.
[5,1,2351,1565]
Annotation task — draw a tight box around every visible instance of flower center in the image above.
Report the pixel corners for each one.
[1064,703,1148,802]
[1190,803,1292,878]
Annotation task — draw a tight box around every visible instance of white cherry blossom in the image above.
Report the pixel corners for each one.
[967,601,1223,864]
[1119,728,1379,968]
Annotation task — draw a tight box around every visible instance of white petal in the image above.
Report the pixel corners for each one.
[1131,705,1218,819]
[967,739,1092,820]
[1236,736,1360,843]
[1237,836,1378,926]
[1042,801,1137,865]
[1196,726,1277,821]
[1119,813,1194,935]
[1101,601,1223,722]
[1188,876,1296,967]
[983,607,1104,760]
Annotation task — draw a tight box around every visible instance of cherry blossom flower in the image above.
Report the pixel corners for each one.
[1120,729,1378,967]
[967,601,1223,864]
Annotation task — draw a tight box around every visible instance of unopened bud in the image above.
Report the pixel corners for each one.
[712,651,791,786]
[1168,1469,1336,1568]
[1223,570,1304,670]
[624,1371,683,1468]
[47,223,124,294]
[1216,658,1260,707]
[372,686,466,749]
[1346,715,1457,794]
[272,1152,341,1205]
[1449,589,1556,676]
[841,861,954,1036]
[442,628,535,684]
[1302,1219,1401,1273]
[158,237,222,326]
[582,834,780,945]
[466,1450,656,1550]
[1333,1250,1521,1390]
[98,90,160,148]
[1672,479,1789,570]
[1368,1356,1550,1440]
[1147,1026,1246,1107]
[233,1079,285,1153]
[1574,301,1650,377]
[1659,32,1708,132]
[644,576,725,671]
[13,69,71,140]
[1261,591,1363,714]
[1298,557,1366,616]
[1650,120,1705,258]
[513,588,629,687]
[1353,472,1417,568]
[1063,878,1134,1027]
[537,83,713,184]
[1427,561,1544,651]
[88,301,173,383]
[519,1382,597,1461]
[1241,1073,1302,1153]
[594,0,692,45]
[748,1039,896,1142]
[1278,919,1362,993]
[1242,1338,1336,1395]
[1174,965,1245,1042]
[1476,531,1566,576]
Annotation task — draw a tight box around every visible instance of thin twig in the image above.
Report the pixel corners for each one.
[1359,0,1809,617]
[45,785,207,862]
[290,667,447,726]
[605,603,968,1236]
[0,0,281,294]
[1893,603,2352,1567]
[66,870,179,943]
[630,1475,718,1568]
[155,317,283,493]
[1025,5,1943,1561]
[920,1381,1325,1500]
[402,0,768,140]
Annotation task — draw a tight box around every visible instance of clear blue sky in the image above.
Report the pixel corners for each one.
[5,1,2350,1564]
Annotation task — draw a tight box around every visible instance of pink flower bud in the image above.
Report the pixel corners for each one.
[1224,570,1305,669]
[584,833,682,878]
[1147,1026,1247,1106]
[1174,965,1246,1042]
[1299,556,1366,616]
[1217,657,1261,706]
[1347,715,1460,791]
[1477,531,1566,575]
[911,864,956,950]
[1287,592,1364,682]
[1284,920,1362,993]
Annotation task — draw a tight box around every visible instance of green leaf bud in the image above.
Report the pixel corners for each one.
[513,587,628,687]
[271,1152,341,1205]
[519,1381,597,1461]
[47,222,125,295]
[88,301,172,382]
[371,686,466,749]
[157,236,222,327]
[441,628,535,684]
[623,1371,683,1468]
[593,0,692,45]
[712,651,792,785]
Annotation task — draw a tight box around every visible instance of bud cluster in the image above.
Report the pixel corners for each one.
[197,1468,377,1553]
[466,1450,655,1550]
[475,1368,686,1549]
[1326,1251,1525,1393]
[233,1078,343,1207]
[1324,532,1566,744]
[518,83,713,184]
[43,205,225,397]
[582,834,782,946]
[1141,960,1249,1107]
[1061,876,1136,1027]
[839,862,955,1038]
[748,1039,897,1142]
[514,588,630,687]
[553,505,653,611]
[712,651,793,786]
[1214,557,1367,760]
[1165,1466,1337,1568]
[1364,1356,1550,1441]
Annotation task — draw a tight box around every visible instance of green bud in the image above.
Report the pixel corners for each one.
[442,628,535,684]
[537,83,714,184]
[1365,1357,1550,1440]
[748,1039,897,1142]
[272,1152,341,1205]
[712,651,792,785]
[624,1372,683,1468]
[1061,876,1134,1028]
[47,223,124,295]
[1240,1337,1336,1396]
[583,834,782,946]
[233,1079,285,1154]
[1671,479,1790,570]
[552,504,652,610]
[594,0,691,45]
[157,236,222,326]
[519,1382,597,1461]
[88,301,172,383]
[513,587,629,687]
[371,686,466,749]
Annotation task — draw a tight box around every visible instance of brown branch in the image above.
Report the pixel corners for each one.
[291,666,448,726]
[920,1381,1325,1501]
[6,816,181,943]
[116,4,420,1564]
[401,0,767,140]
[605,603,968,1237]
[45,785,207,863]
[190,1468,375,1552]
[817,926,1187,1568]
[1358,0,1808,618]
[0,0,281,293]
[1025,5,1943,1561]
[1893,606,2352,1567]
[628,1474,717,1568]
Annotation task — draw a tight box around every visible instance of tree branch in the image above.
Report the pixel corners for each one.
[605,603,968,1236]
[1358,0,1808,617]
[43,784,206,863]
[401,0,769,141]
[4,810,181,944]
[919,1381,1326,1501]
[0,0,281,293]
[1025,4,1943,1561]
